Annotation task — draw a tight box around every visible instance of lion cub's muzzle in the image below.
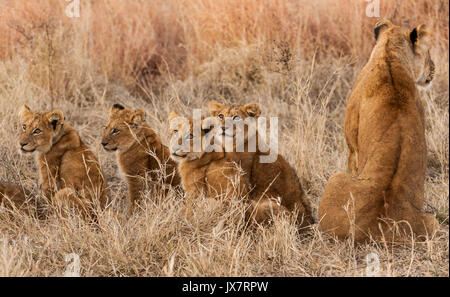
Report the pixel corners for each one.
[101,141,117,152]
[19,142,36,153]
[171,148,187,158]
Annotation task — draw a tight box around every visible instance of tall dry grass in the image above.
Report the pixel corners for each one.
[0,0,448,276]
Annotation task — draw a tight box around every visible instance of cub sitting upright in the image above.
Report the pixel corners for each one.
[18,105,107,213]
[208,101,314,227]
[168,112,226,202]
[102,104,180,215]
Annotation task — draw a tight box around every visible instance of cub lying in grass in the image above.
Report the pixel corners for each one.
[0,182,32,214]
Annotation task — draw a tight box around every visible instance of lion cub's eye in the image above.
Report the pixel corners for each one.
[172,129,178,136]
[218,114,224,119]
[22,125,26,131]
[186,133,194,140]
[233,116,241,121]
[32,128,41,135]
[111,128,120,135]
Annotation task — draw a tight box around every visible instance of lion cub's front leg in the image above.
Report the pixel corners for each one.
[53,188,88,214]
[126,175,144,216]
[38,156,59,200]
[182,168,208,202]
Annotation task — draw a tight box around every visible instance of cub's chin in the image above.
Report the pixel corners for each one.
[170,153,185,162]
[186,152,206,161]
[104,146,118,152]
[19,148,36,154]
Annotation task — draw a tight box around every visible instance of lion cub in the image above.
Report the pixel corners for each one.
[102,104,180,215]
[0,182,31,213]
[18,106,107,214]
[208,101,314,227]
[168,112,230,201]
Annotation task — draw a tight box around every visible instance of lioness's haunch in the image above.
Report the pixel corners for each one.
[102,104,180,215]
[18,106,107,215]
[318,20,438,243]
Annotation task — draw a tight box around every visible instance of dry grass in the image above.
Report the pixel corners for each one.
[0,0,448,276]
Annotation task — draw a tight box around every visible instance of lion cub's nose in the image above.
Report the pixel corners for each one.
[101,141,108,147]
[20,142,28,148]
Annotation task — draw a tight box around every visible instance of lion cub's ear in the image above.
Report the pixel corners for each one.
[410,24,431,54]
[130,109,146,125]
[46,110,64,131]
[242,103,261,117]
[19,105,32,120]
[374,19,393,40]
[110,103,125,114]
[208,100,224,116]
[168,111,180,121]
[168,111,186,130]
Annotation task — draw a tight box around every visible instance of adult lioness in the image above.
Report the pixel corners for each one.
[208,101,314,227]
[102,104,180,215]
[18,106,107,214]
[318,20,438,243]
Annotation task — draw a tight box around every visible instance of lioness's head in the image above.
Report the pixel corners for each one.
[168,112,219,162]
[374,19,435,89]
[208,100,261,148]
[18,105,65,154]
[101,104,146,152]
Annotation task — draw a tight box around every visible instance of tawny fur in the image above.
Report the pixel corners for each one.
[102,104,180,215]
[318,20,439,243]
[168,112,227,202]
[0,182,32,213]
[18,106,107,215]
[208,101,314,227]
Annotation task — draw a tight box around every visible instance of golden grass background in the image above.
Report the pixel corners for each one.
[0,0,448,276]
